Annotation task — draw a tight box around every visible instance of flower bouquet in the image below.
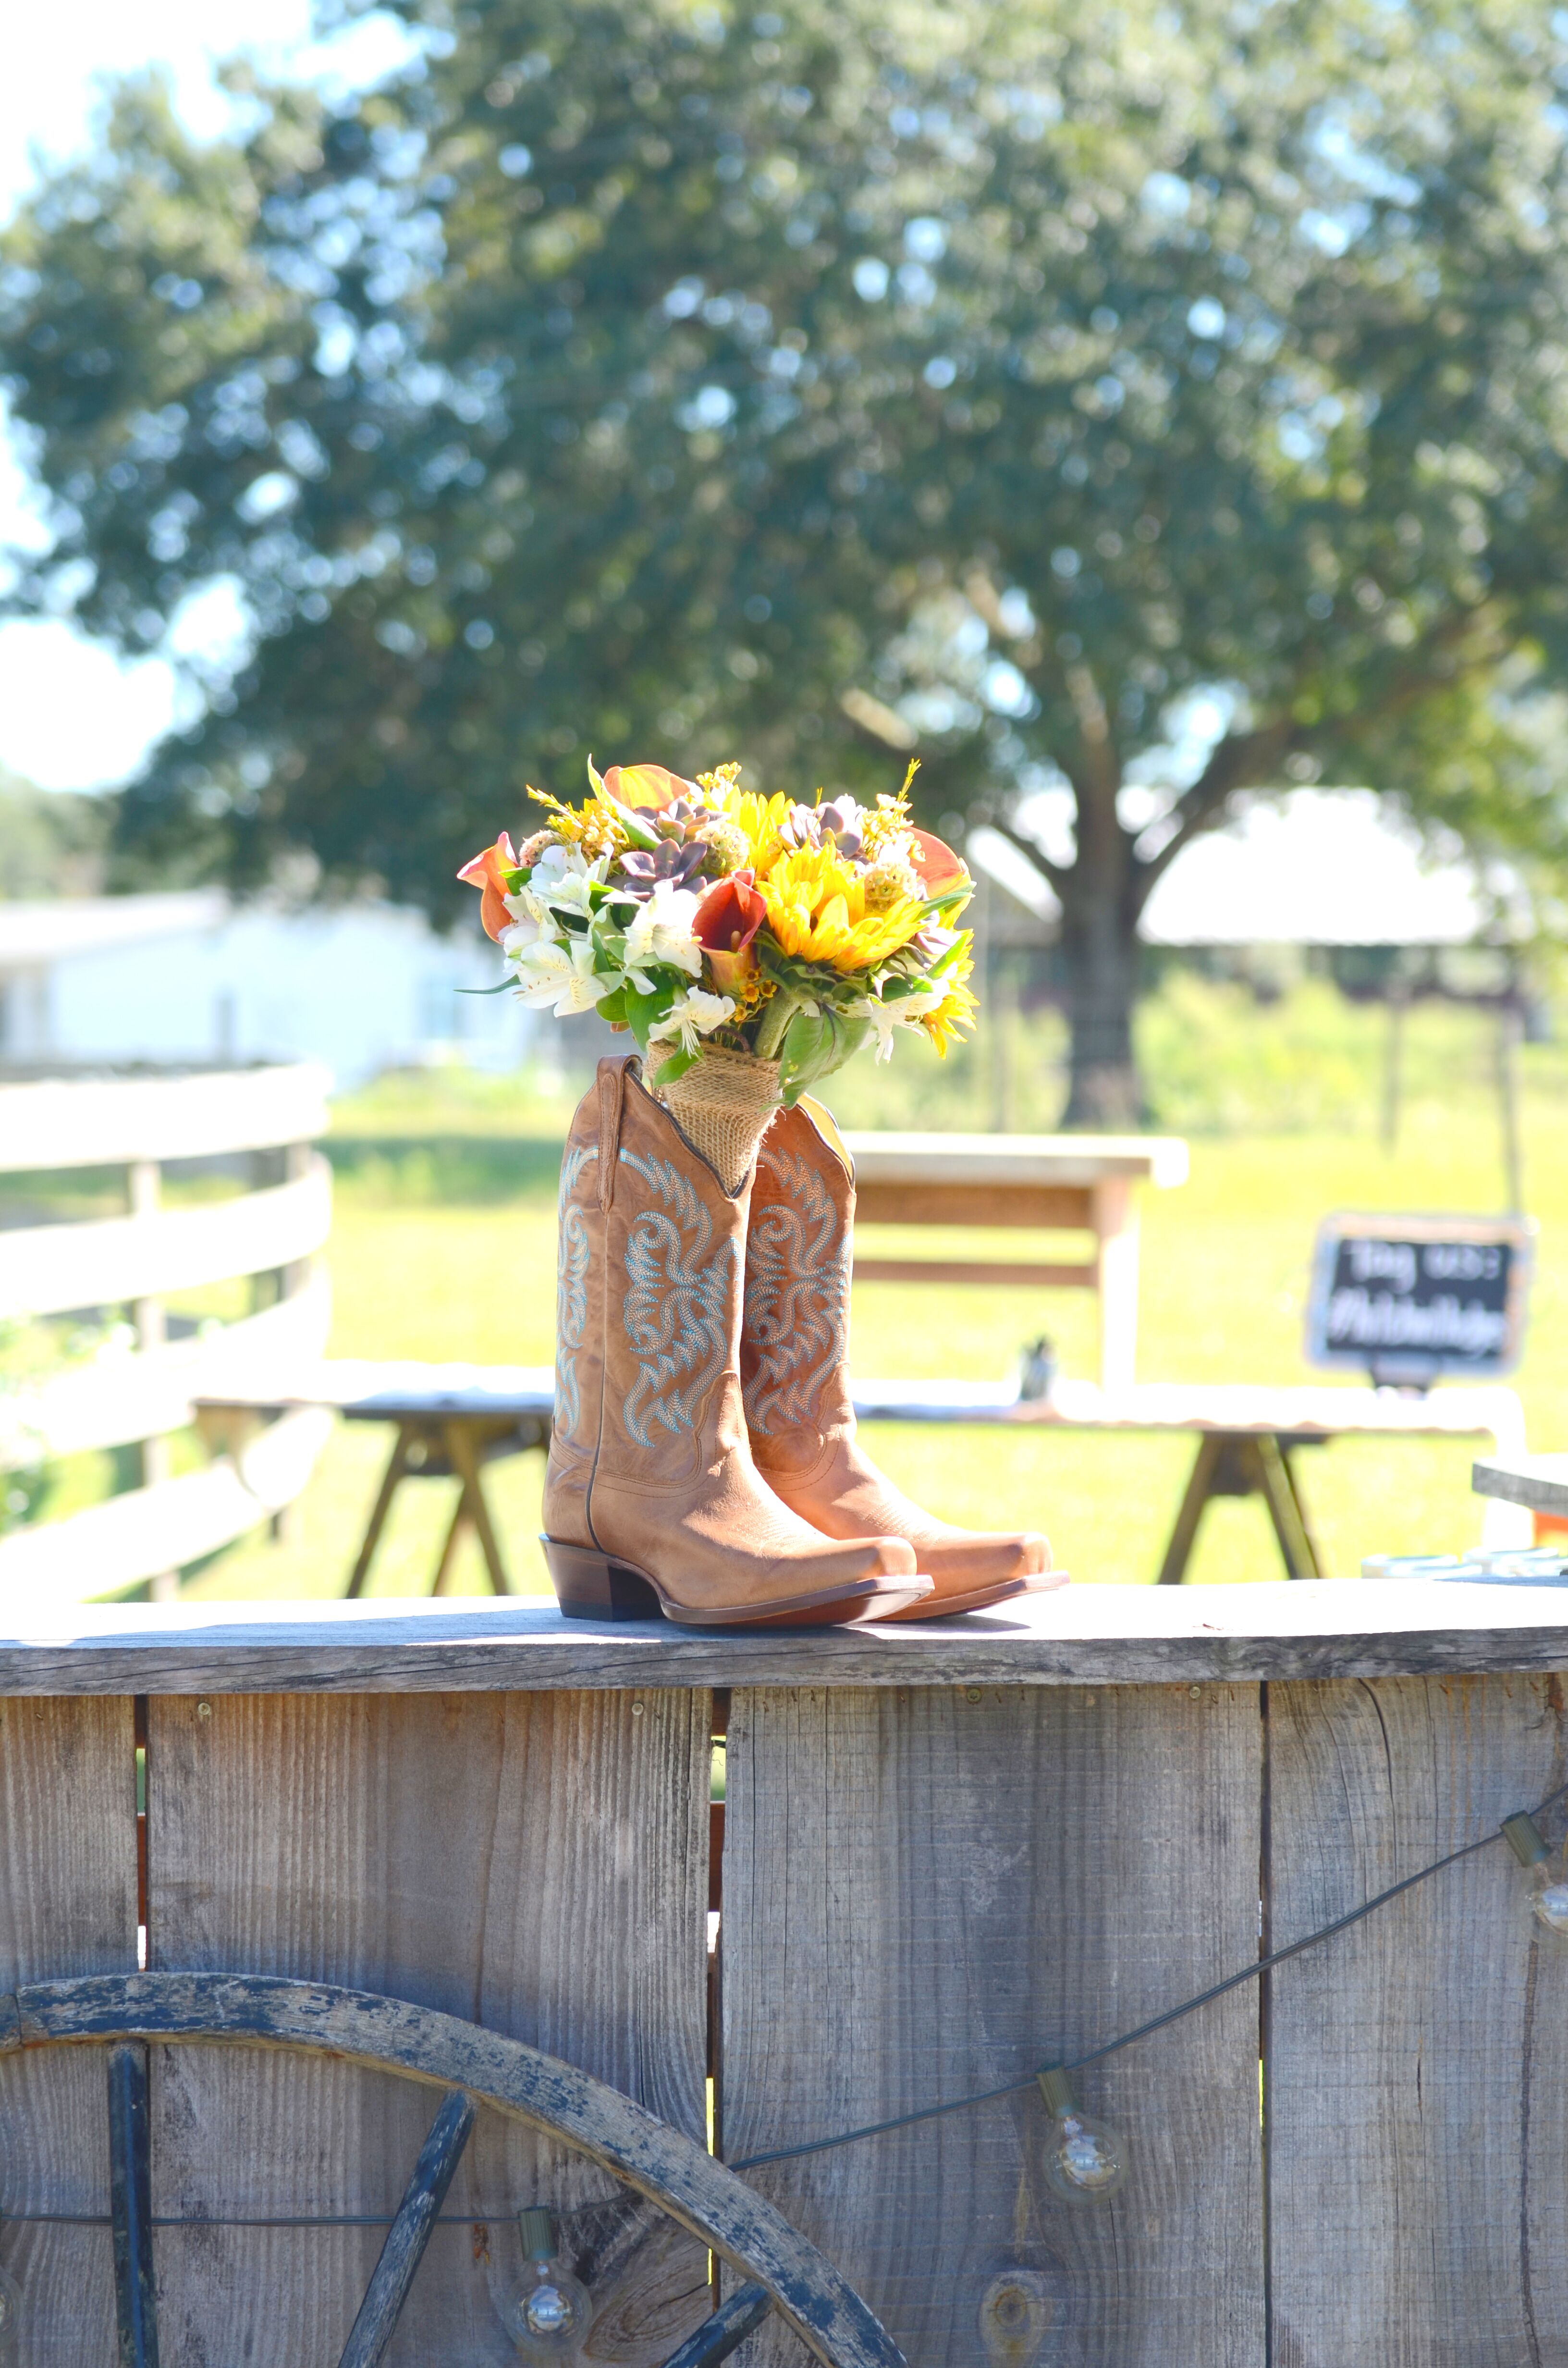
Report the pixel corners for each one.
[458,759,977,1117]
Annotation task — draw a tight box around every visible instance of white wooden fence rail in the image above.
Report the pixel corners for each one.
[0,1064,332,1605]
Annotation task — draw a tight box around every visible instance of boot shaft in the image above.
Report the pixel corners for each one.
[601,1077,751,1484]
[742,1098,858,1476]
[546,1056,754,1532]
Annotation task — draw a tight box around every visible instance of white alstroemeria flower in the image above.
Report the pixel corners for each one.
[499,906,553,960]
[622,879,703,987]
[647,986,735,1055]
[502,880,554,932]
[511,936,612,1015]
[865,985,942,1062]
[532,842,602,884]
[538,868,605,924]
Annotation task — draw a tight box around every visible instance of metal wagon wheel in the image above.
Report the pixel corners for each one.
[0,1971,904,2368]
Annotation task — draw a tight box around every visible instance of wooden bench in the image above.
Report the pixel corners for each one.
[0,1064,334,1608]
[843,1131,1188,1389]
[852,1376,1530,1580]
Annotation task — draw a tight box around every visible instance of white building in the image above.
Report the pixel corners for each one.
[0,893,533,1085]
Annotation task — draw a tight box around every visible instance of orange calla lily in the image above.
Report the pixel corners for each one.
[457,831,519,941]
[693,868,767,994]
[600,762,700,813]
[907,828,969,899]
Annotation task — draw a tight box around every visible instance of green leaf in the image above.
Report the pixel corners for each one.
[596,983,629,1026]
[598,791,662,851]
[622,982,669,1052]
[778,1005,870,1103]
[649,1043,698,1084]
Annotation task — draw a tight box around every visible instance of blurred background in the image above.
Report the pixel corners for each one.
[4,0,1568,1597]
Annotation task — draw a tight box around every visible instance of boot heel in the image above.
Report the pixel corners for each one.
[542,1538,664,1622]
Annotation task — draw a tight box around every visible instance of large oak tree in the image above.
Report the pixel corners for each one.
[4,0,1568,1117]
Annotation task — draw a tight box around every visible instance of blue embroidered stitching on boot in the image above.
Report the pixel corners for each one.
[743,1146,848,1434]
[619,1147,733,1447]
[554,1142,597,1440]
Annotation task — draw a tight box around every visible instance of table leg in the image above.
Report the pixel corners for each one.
[1091,1175,1140,1393]
[1156,1434,1226,1585]
[430,1494,470,1596]
[442,1420,511,1594]
[1255,1438,1324,1580]
[345,1422,413,1599]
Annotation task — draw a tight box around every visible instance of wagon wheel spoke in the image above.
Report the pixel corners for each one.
[107,2041,158,2368]
[337,2088,476,2368]
[659,2280,772,2368]
[12,1973,904,2368]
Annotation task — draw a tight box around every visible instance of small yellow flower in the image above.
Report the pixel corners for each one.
[920,980,980,1055]
[761,844,924,973]
[733,789,791,874]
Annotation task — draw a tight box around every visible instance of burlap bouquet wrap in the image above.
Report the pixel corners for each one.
[649,1043,782,1194]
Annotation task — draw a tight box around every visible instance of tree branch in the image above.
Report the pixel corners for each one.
[1134,718,1295,893]
[983,813,1072,898]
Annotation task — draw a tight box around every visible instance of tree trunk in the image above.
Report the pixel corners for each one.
[1059,897,1143,1129]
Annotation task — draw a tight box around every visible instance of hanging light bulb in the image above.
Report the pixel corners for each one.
[503,2208,593,2358]
[1037,2069,1127,2205]
[1502,1813,1568,1945]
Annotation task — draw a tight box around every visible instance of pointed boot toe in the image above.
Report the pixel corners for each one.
[741,1098,1070,1622]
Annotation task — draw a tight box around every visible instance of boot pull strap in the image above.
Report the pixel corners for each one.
[596,1055,634,1208]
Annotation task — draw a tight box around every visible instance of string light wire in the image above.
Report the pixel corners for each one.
[6,1783,1565,2215]
[728,1774,1568,2174]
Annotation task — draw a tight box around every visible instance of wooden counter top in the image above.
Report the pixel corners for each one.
[2,1577,1567,1694]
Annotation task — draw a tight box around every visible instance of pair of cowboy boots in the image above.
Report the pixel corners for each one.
[541,1055,1065,1626]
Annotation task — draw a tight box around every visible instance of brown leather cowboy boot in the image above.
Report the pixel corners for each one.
[542,1057,933,1625]
[742,1098,1067,1619]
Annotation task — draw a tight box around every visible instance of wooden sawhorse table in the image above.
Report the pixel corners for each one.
[851,1377,1530,1581]
[197,1361,554,1595]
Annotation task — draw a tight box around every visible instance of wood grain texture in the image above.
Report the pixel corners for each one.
[840,1134,1188,1188]
[720,1683,1264,2368]
[146,1689,711,2368]
[0,1161,331,1321]
[849,1258,1097,1291]
[11,1274,333,1464]
[0,1407,334,1606]
[0,1063,329,1173]
[2,1975,905,2368]
[5,1583,1568,1696]
[1266,1672,1568,2368]
[852,1182,1094,1230]
[0,1696,138,2364]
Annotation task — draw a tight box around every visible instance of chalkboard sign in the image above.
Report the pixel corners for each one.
[1306,1213,1533,1382]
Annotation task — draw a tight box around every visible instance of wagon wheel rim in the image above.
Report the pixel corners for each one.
[1,1970,904,2368]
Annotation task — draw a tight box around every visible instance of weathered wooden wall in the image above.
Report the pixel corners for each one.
[2,1663,1567,2366]
[719,1683,1264,2368]
[1266,1672,1568,2368]
[0,1697,137,2366]
[145,1688,711,2367]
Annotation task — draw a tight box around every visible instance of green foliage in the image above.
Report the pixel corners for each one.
[6,0,1568,1110]
[0,775,109,896]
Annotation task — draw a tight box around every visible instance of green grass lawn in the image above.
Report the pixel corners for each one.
[168,979,1568,1605]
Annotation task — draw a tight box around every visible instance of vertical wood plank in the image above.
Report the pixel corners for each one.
[720,1683,1264,2368]
[147,1689,711,2368]
[1266,1671,1568,2368]
[0,1695,138,2363]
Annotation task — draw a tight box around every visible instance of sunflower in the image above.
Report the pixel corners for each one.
[760,844,925,973]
